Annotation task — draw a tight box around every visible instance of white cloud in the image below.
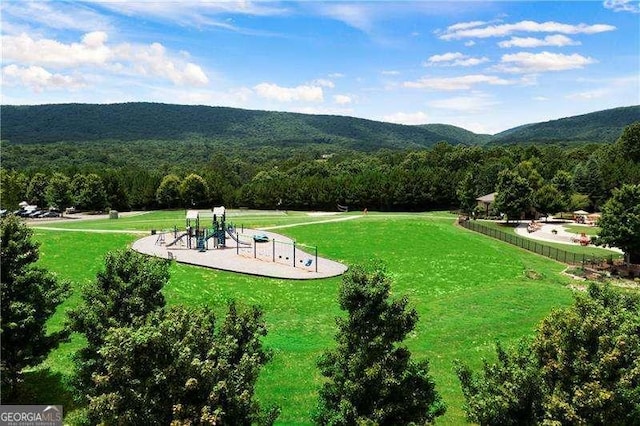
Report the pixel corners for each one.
[403,74,512,90]
[2,64,86,92]
[312,79,335,88]
[566,89,609,100]
[334,94,352,104]
[498,34,581,48]
[329,72,345,78]
[1,1,112,33]
[427,94,499,113]
[464,40,476,47]
[381,70,400,75]
[3,32,112,67]
[496,51,596,73]
[427,52,465,63]
[2,32,209,87]
[90,0,289,29]
[440,20,616,40]
[383,111,429,125]
[533,96,550,101]
[314,3,376,33]
[603,0,640,13]
[446,21,488,31]
[253,83,324,102]
[424,52,489,67]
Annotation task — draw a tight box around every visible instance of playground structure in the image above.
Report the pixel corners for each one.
[160,207,245,252]
[141,207,344,278]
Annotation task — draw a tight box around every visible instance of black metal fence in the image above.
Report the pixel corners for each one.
[459,219,612,265]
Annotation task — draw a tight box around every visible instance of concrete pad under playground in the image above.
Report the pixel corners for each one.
[132,228,348,280]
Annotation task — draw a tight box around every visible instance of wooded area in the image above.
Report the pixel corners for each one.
[2,123,639,215]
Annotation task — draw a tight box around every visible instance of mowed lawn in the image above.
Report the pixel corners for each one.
[31,211,574,425]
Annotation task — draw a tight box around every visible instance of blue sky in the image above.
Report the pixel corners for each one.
[2,1,638,134]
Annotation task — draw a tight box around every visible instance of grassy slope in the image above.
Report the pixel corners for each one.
[32,211,574,425]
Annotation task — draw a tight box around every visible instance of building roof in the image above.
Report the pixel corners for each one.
[476,192,496,203]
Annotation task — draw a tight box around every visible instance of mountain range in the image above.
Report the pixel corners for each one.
[1,103,638,150]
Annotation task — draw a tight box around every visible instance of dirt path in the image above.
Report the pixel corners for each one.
[259,214,362,230]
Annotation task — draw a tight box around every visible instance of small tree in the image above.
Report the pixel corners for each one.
[180,173,209,208]
[568,193,591,212]
[156,174,182,208]
[86,304,278,425]
[46,172,73,212]
[0,169,28,210]
[616,121,640,163]
[594,184,640,264]
[572,159,604,210]
[457,284,640,425]
[77,173,107,211]
[456,171,479,214]
[1,216,70,399]
[534,184,565,220]
[26,172,48,207]
[67,249,170,398]
[493,169,533,222]
[314,264,445,425]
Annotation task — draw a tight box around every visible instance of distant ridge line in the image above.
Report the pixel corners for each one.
[1,102,637,148]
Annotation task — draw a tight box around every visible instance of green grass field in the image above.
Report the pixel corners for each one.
[563,224,601,236]
[28,211,577,424]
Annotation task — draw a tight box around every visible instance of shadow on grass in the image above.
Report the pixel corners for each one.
[6,368,78,415]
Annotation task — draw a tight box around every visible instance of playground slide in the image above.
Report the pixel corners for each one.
[226,228,251,246]
[166,232,188,247]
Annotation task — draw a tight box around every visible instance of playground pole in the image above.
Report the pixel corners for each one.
[293,241,296,267]
[315,246,318,272]
[254,240,256,258]
[273,239,275,263]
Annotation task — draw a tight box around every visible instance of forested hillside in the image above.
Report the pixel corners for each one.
[1,102,638,215]
[2,103,636,150]
[490,106,640,145]
[1,103,485,149]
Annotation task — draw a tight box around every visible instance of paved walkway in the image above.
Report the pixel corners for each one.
[513,221,622,253]
[132,228,348,280]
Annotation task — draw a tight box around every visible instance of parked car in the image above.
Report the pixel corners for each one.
[40,211,61,218]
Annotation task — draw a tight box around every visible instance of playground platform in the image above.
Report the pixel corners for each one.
[131,228,348,280]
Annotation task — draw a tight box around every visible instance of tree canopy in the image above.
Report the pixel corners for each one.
[456,284,640,425]
[0,215,70,399]
[86,304,278,425]
[67,249,170,399]
[494,169,533,221]
[314,264,446,425]
[594,184,640,264]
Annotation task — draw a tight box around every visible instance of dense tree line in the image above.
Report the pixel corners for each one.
[2,123,638,214]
